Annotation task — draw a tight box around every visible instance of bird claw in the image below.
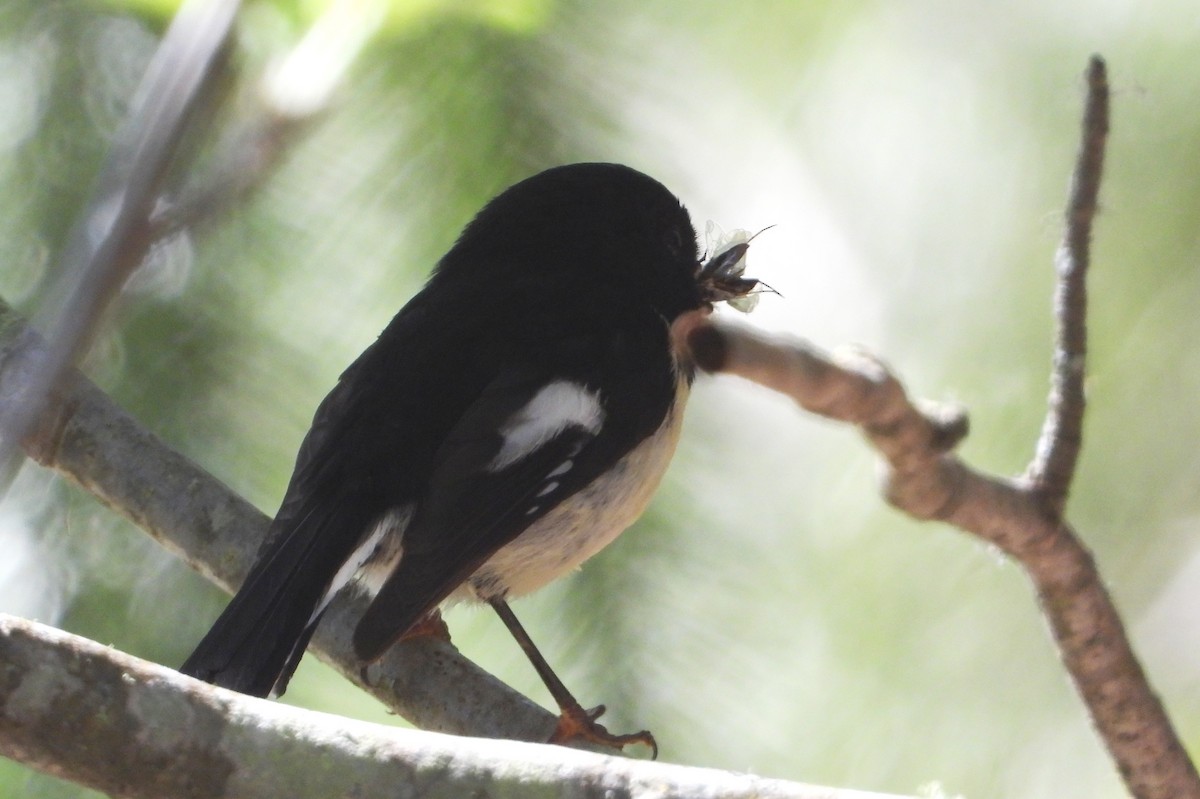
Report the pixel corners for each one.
[399,609,451,642]
[548,702,658,759]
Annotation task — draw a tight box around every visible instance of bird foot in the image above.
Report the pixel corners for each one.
[548,703,658,759]
[399,609,451,643]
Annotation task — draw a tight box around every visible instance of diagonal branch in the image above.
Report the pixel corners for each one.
[686,320,1198,799]
[0,0,381,496]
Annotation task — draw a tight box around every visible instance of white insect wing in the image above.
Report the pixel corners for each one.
[704,222,752,269]
[728,292,760,313]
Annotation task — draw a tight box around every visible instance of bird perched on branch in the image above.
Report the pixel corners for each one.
[181,162,760,754]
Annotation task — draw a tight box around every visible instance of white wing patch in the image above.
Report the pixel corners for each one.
[310,506,411,624]
[488,380,604,472]
[458,373,692,603]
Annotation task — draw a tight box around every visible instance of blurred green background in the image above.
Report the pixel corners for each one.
[2,0,1199,797]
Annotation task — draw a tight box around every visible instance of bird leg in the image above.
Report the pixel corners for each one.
[488,598,657,758]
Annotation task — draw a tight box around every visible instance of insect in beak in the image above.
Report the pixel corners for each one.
[697,225,773,313]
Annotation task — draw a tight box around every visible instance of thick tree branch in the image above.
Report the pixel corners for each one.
[683,56,1199,799]
[0,615,908,799]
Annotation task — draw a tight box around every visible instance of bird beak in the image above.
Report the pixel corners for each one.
[697,240,760,312]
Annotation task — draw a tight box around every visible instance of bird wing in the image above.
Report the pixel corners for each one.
[352,354,675,661]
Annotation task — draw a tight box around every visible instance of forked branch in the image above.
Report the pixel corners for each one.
[685,55,1199,799]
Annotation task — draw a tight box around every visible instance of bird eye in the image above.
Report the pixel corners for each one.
[663,228,686,257]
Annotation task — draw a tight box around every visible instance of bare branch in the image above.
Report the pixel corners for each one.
[0,615,908,799]
[686,317,1200,799]
[150,2,386,242]
[685,321,1028,544]
[1028,55,1110,512]
[681,56,1200,799]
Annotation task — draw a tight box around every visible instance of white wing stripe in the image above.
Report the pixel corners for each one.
[310,506,410,624]
[488,380,603,471]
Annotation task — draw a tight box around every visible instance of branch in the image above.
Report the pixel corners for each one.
[1028,54,1109,512]
[150,2,387,243]
[686,320,1198,799]
[0,615,908,799]
[682,56,1199,799]
[0,297,556,743]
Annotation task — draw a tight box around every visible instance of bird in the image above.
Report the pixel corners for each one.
[180,162,760,755]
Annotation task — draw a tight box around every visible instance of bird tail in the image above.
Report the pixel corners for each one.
[180,502,373,697]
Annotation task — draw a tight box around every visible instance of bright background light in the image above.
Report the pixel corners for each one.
[2,2,1198,797]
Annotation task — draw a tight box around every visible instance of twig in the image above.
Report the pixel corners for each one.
[683,55,1200,799]
[1028,55,1109,513]
[149,0,387,242]
[145,115,295,244]
[0,615,906,799]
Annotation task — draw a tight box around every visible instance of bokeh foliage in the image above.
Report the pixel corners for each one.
[1,1,1199,798]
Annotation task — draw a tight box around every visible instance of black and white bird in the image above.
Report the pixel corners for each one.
[180,162,759,753]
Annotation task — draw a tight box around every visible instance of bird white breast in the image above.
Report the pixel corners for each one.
[458,374,690,602]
